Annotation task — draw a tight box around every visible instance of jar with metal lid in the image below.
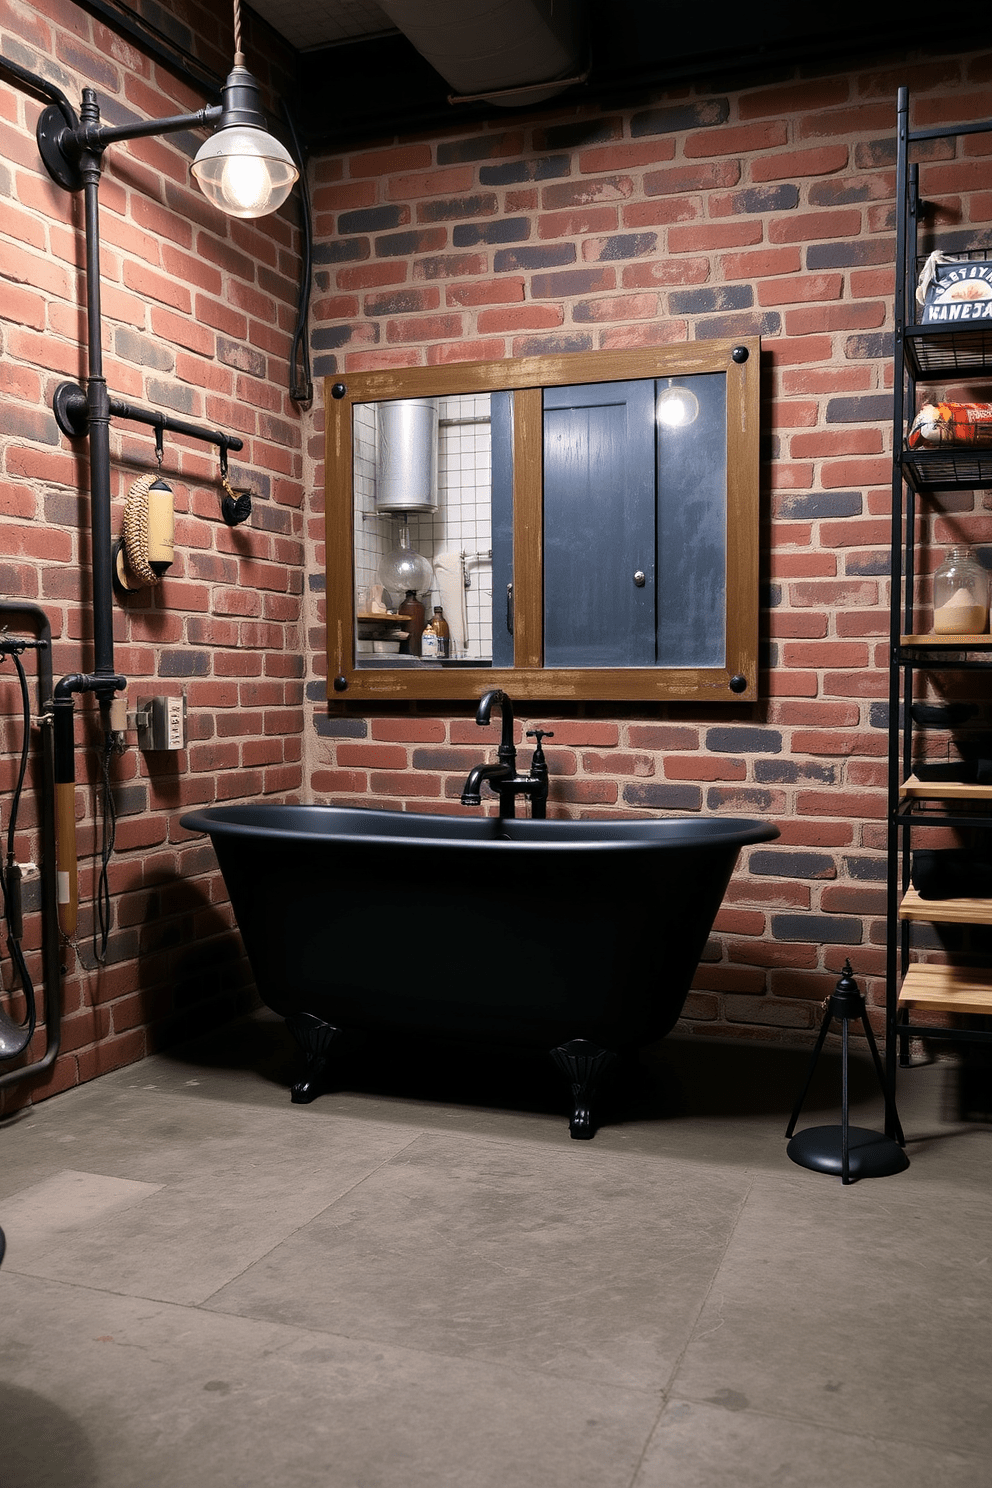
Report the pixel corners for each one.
[933,545,989,635]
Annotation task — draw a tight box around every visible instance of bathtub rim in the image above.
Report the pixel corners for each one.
[180,802,780,853]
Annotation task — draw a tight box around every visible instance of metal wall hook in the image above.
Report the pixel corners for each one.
[219,443,253,527]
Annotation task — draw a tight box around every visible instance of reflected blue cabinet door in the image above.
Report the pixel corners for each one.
[543,380,656,667]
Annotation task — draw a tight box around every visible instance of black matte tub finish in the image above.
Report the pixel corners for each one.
[180,804,779,1138]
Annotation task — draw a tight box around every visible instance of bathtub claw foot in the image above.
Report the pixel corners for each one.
[550,1038,618,1140]
[286,1012,341,1103]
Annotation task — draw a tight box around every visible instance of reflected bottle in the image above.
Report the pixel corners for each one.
[431,605,450,659]
[933,545,989,635]
[398,590,425,656]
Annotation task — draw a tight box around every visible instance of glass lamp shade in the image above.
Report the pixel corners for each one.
[191,126,298,218]
[378,535,433,600]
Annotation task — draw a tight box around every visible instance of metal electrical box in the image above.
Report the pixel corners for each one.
[136,694,187,751]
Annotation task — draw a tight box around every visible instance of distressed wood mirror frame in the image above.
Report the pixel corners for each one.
[324,337,760,704]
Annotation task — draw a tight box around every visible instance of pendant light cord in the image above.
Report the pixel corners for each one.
[232,0,244,66]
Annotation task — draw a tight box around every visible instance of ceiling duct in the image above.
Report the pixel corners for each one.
[377,0,584,106]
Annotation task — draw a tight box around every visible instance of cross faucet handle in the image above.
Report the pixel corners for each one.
[526,728,554,760]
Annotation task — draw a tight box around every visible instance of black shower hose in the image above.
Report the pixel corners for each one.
[0,646,37,1049]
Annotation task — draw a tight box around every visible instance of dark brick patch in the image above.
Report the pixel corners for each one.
[706,727,782,754]
[763,582,783,610]
[313,355,338,377]
[855,138,897,168]
[308,574,326,591]
[314,715,368,738]
[374,229,446,258]
[411,747,479,771]
[624,782,702,811]
[754,759,837,785]
[751,850,836,879]
[494,243,576,272]
[777,490,862,520]
[809,180,878,207]
[931,230,992,254]
[480,155,571,184]
[589,232,657,261]
[420,194,499,223]
[669,285,753,315]
[844,855,887,881]
[697,311,782,340]
[437,134,522,164]
[772,913,862,944]
[453,217,531,247]
[826,394,893,423]
[706,787,777,812]
[2,406,59,445]
[314,238,370,264]
[511,332,594,356]
[531,267,613,298]
[728,184,799,213]
[631,99,729,137]
[338,204,406,235]
[364,291,435,316]
[159,650,210,677]
[807,239,894,270]
[147,378,195,415]
[845,552,890,576]
[115,783,149,817]
[869,702,890,730]
[115,327,174,372]
[844,331,893,360]
[312,325,360,350]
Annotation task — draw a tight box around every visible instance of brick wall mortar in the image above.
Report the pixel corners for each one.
[306,42,992,1048]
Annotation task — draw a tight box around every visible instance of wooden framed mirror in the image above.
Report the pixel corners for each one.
[324,338,759,703]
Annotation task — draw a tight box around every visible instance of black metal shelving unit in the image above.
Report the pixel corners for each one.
[885,89,992,1122]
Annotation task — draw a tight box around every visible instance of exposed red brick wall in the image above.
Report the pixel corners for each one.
[0,0,305,1110]
[307,46,992,1043]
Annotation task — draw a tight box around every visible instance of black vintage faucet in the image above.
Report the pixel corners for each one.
[460,689,554,819]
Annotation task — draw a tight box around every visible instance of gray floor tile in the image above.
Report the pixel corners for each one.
[207,1131,752,1389]
[634,1399,988,1488]
[2,1095,424,1304]
[1,1274,660,1488]
[672,1167,992,1454]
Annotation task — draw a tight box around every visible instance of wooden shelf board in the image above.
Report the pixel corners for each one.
[901,634,992,647]
[900,774,992,800]
[899,884,992,924]
[898,963,992,1015]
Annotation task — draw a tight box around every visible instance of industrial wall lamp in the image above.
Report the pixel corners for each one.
[0,0,299,954]
[38,0,297,220]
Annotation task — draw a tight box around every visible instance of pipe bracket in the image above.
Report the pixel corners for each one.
[53,381,89,438]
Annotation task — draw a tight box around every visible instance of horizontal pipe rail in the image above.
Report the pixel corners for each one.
[53,380,244,453]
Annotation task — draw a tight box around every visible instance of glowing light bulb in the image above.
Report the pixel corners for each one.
[220,152,271,215]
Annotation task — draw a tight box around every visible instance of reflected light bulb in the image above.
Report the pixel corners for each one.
[657,386,700,428]
[220,153,271,215]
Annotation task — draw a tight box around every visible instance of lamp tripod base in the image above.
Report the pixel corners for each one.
[785,961,908,1185]
[787,1124,909,1180]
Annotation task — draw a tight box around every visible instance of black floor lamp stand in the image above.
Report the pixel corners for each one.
[786,961,909,1184]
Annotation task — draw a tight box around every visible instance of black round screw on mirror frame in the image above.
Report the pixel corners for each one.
[333,675,348,691]
[729,674,748,693]
[731,346,749,362]
[331,383,347,399]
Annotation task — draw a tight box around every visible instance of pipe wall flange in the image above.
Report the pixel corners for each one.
[53,381,89,438]
[37,105,82,191]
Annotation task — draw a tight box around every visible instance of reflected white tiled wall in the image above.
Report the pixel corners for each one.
[352,394,493,660]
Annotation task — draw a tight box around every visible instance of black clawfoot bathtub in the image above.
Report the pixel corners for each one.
[180,805,778,1138]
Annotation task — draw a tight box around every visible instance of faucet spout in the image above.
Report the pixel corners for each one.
[460,691,555,820]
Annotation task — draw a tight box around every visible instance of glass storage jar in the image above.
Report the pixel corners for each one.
[932,545,989,635]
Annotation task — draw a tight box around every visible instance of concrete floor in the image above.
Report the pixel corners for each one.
[1,1012,989,1488]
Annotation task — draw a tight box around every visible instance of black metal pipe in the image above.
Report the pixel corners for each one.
[55,383,243,453]
[0,602,62,1092]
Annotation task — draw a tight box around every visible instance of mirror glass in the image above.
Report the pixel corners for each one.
[325,339,760,704]
[353,393,496,667]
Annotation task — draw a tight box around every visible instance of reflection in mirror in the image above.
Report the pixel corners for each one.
[353,394,496,667]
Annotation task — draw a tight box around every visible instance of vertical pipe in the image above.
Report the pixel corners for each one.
[79,88,115,683]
